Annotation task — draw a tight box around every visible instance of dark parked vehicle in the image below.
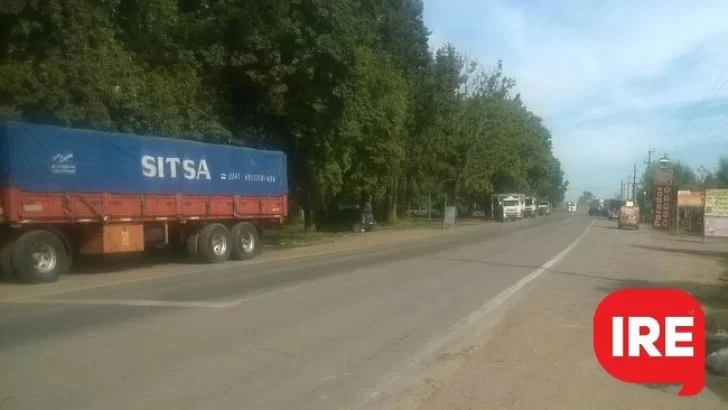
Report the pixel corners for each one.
[321,207,376,232]
[604,199,626,220]
[588,203,602,216]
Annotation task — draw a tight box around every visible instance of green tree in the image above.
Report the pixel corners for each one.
[338,46,410,222]
[704,157,728,188]
[0,0,224,138]
[0,0,570,228]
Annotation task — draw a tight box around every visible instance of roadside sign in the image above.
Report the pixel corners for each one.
[704,189,728,238]
[677,192,702,208]
[652,166,673,230]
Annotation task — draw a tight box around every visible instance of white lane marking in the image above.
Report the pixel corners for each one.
[9,298,235,308]
[455,220,593,328]
[359,219,595,407]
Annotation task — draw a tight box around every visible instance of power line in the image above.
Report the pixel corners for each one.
[567,183,625,191]
[668,58,728,144]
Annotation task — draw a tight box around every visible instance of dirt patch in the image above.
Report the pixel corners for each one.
[598,233,728,399]
[264,217,488,250]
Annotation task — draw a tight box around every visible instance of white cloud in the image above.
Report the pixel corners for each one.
[424,0,728,198]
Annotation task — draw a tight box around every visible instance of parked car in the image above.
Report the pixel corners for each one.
[321,207,376,232]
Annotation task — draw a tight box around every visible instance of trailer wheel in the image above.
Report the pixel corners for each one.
[186,230,200,261]
[231,222,260,261]
[197,223,232,263]
[12,230,68,283]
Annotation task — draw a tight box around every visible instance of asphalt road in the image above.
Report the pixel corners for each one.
[0,213,592,410]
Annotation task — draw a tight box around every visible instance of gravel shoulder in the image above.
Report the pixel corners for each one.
[413,218,728,410]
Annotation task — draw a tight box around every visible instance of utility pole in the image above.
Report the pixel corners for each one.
[620,180,624,199]
[632,163,637,201]
[645,146,655,165]
[625,174,635,201]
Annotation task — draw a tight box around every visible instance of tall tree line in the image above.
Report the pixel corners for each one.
[0,0,568,229]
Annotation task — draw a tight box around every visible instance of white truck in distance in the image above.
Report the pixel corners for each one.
[567,201,577,216]
[502,196,523,221]
[523,197,538,218]
[538,200,551,216]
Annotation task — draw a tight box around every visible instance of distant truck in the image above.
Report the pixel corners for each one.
[0,121,288,283]
[523,197,538,218]
[538,200,551,216]
[491,193,509,221]
[502,195,523,221]
[605,199,626,220]
[491,193,525,222]
[567,201,577,216]
[588,200,602,216]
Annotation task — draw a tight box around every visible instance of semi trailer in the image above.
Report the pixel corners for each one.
[0,121,288,283]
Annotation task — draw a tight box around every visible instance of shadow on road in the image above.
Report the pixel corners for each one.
[631,244,728,261]
[1,249,200,284]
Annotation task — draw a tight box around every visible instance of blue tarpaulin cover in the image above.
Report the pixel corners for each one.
[0,121,288,196]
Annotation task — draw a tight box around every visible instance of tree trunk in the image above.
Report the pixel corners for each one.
[387,175,398,224]
[301,166,322,232]
[302,190,317,232]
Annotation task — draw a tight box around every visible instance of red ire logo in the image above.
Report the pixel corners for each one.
[593,289,706,396]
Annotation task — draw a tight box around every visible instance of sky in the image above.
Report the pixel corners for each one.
[423,0,728,201]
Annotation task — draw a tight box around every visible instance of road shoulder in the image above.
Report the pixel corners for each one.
[414,220,728,410]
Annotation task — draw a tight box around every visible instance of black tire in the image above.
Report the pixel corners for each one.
[230,222,260,261]
[197,223,232,263]
[186,230,200,261]
[364,225,373,232]
[50,229,73,274]
[12,230,68,283]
